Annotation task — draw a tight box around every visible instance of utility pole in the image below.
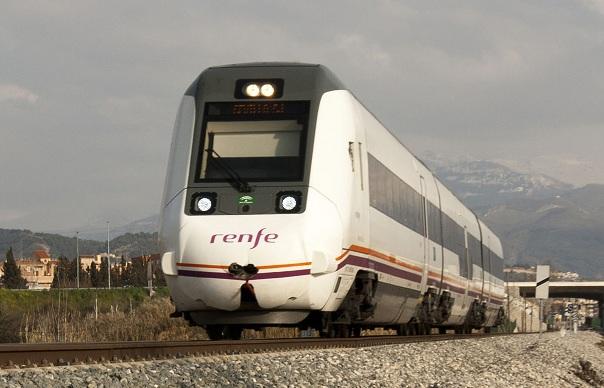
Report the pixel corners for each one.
[76,231,80,289]
[107,221,111,289]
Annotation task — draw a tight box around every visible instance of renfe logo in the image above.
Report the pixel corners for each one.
[210,228,278,249]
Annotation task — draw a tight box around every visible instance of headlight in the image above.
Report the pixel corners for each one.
[281,195,297,211]
[191,192,217,215]
[276,191,302,213]
[244,83,260,97]
[197,197,213,212]
[260,83,275,97]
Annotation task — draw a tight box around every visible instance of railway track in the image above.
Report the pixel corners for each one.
[0,332,519,369]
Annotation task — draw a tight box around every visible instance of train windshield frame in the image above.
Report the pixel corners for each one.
[194,101,310,183]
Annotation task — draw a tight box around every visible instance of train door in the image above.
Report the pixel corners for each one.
[475,218,485,301]
[484,237,492,303]
[463,226,470,300]
[419,176,429,292]
[351,110,369,246]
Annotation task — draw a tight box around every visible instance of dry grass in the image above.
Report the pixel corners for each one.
[20,297,208,343]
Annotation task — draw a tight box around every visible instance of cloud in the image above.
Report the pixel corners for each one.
[0,84,39,104]
[580,0,604,16]
[1,1,604,232]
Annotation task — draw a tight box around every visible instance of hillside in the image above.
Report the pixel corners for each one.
[0,229,158,259]
[424,152,573,208]
[422,154,604,278]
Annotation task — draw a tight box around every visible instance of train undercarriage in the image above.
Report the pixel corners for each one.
[179,271,506,340]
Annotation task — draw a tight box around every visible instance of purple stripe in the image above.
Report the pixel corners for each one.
[339,255,422,283]
[254,269,310,279]
[177,270,233,279]
[427,278,440,287]
[444,283,466,295]
[338,254,487,297]
[428,278,472,295]
[177,268,310,280]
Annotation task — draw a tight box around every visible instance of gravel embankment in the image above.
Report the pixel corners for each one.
[1,331,603,387]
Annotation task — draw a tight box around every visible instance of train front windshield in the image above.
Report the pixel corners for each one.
[196,101,310,182]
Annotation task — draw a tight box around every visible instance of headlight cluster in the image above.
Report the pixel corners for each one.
[276,191,302,213]
[235,79,283,99]
[191,192,217,215]
[190,191,303,215]
[244,82,275,98]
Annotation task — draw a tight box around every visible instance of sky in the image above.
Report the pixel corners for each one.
[1,0,604,232]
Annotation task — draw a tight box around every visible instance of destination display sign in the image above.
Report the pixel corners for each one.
[206,101,309,117]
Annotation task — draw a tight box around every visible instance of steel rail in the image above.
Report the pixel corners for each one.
[0,332,521,369]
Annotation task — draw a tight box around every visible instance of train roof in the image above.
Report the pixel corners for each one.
[186,62,346,100]
[210,62,321,69]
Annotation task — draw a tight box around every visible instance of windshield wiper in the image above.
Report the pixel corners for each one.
[205,149,252,193]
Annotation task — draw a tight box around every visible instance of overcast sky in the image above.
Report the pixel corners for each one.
[2,1,604,232]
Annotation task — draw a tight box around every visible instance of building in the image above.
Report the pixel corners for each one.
[79,254,102,271]
[16,249,58,289]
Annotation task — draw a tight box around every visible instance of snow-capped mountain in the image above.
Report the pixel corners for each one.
[420,152,604,278]
[421,153,573,208]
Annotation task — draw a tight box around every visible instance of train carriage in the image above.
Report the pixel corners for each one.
[159,62,505,339]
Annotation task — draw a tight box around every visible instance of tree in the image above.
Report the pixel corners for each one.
[89,261,99,287]
[152,258,166,287]
[1,247,27,289]
[98,257,108,287]
[51,256,75,288]
[128,257,147,286]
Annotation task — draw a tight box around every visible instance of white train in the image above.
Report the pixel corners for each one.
[159,63,506,339]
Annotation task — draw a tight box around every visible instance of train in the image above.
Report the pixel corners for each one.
[159,63,506,339]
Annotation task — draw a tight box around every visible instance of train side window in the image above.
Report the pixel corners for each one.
[482,245,492,276]
[427,202,442,245]
[468,234,482,269]
[367,154,424,236]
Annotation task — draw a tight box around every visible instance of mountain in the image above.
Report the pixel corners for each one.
[423,152,573,208]
[47,215,159,241]
[422,153,604,279]
[480,186,604,278]
[0,229,158,260]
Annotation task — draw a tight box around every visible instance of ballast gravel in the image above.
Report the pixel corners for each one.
[1,331,604,387]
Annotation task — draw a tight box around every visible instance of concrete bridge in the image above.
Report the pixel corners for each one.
[506,281,604,328]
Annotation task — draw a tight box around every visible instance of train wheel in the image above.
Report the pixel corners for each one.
[225,326,243,340]
[396,325,408,336]
[206,325,227,340]
[320,324,338,338]
[352,326,362,337]
[339,325,350,338]
[409,324,418,336]
[420,324,431,335]
[454,326,464,335]
[438,327,447,334]
[206,325,243,340]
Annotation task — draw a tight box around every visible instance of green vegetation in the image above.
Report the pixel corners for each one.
[51,255,166,288]
[0,287,169,315]
[1,247,27,289]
